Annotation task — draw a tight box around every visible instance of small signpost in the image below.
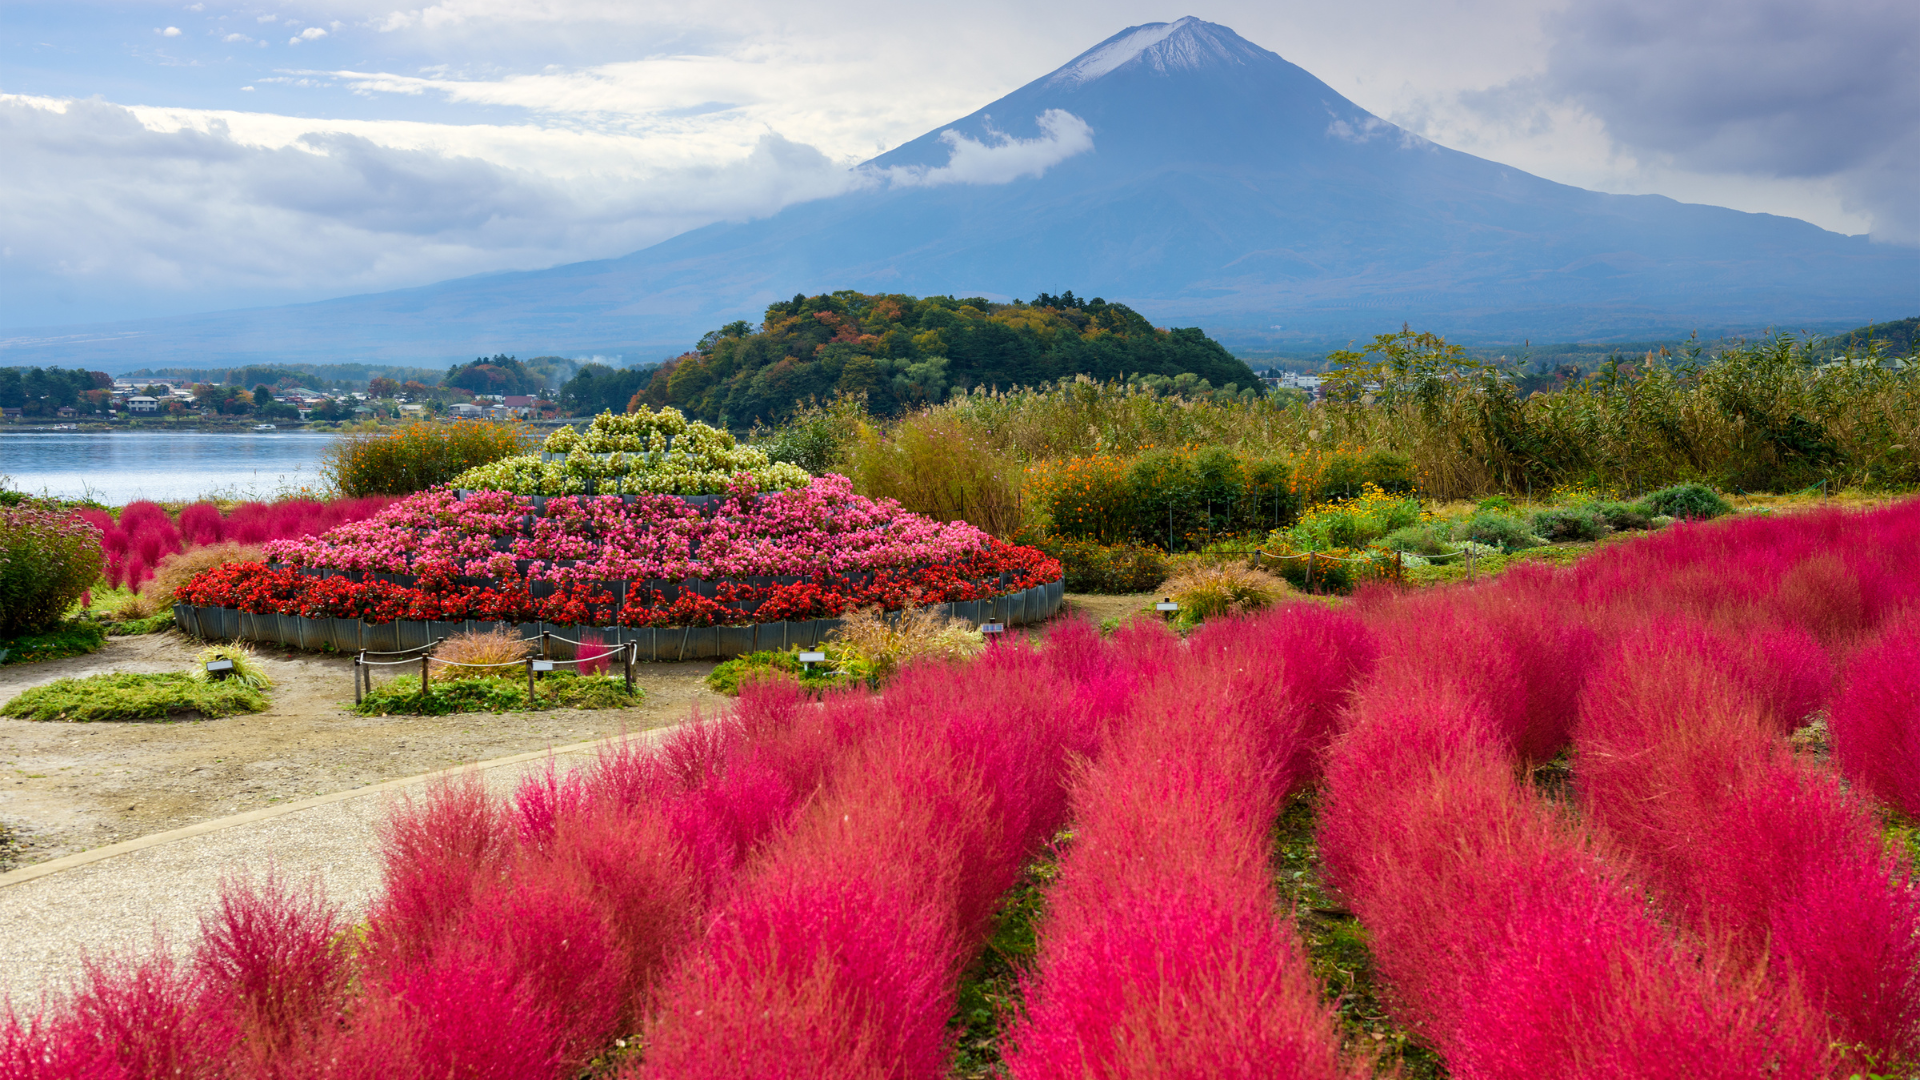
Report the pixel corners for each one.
[532,660,555,672]
[204,658,236,680]
[980,622,1005,638]
[1155,598,1180,621]
[797,650,827,673]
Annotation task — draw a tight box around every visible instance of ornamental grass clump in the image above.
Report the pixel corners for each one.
[432,628,529,680]
[192,644,274,690]
[0,503,103,636]
[827,606,985,681]
[1156,561,1287,627]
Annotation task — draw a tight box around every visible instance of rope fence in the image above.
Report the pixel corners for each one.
[351,629,639,705]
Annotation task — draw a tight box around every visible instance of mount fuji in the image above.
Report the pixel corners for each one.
[10,17,1917,370]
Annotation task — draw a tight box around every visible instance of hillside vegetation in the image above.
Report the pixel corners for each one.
[755,327,1920,551]
[624,290,1260,427]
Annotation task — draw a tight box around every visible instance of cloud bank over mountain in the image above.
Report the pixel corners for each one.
[1,0,1913,334]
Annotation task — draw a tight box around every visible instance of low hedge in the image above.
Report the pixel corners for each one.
[2,672,266,722]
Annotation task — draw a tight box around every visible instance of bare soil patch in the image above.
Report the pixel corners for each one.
[0,631,723,870]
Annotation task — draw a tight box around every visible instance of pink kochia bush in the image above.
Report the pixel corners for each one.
[78,497,394,591]
[1829,609,1920,817]
[1576,622,1920,1065]
[1318,656,1830,1077]
[635,622,1115,1079]
[1004,607,1374,1080]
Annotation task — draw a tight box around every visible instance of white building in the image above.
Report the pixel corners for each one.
[126,396,160,414]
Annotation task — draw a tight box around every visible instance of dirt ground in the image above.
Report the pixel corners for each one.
[0,631,725,870]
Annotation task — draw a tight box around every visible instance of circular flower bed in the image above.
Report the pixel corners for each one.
[451,407,811,496]
[176,474,1062,628]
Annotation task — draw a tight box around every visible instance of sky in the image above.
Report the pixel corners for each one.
[2,0,1915,330]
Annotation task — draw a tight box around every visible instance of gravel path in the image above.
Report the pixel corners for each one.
[0,729,671,1009]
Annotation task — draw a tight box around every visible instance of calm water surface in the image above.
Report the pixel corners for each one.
[0,431,335,504]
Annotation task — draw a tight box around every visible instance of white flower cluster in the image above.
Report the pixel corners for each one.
[455,408,809,496]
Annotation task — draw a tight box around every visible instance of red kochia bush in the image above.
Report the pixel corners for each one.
[1829,610,1920,817]
[638,640,1101,1079]
[1005,605,1371,1080]
[1319,681,1828,1078]
[1576,624,1920,1064]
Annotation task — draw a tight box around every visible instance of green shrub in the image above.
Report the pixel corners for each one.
[354,672,639,715]
[1458,511,1541,552]
[1381,523,1454,556]
[2,672,266,722]
[1638,482,1732,521]
[755,396,864,475]
[1032,536,1168,593]
[706,645,869,696]
[1591,500,1653,531]
[1,504,104,636]
[1476,494,1514,512]
[325,421,528,497]
[1530,507,1612,543]
[1,620,107,665]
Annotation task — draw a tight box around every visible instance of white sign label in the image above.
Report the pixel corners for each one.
[980,623,1005,634]
[205,659,235,673]
[1155,602,1180,611]
[798,651,827,663]
[532,660,555,672]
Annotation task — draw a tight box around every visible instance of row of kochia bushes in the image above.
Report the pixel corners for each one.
[11,498,1920,1076]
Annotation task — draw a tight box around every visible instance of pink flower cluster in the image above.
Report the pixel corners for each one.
[263,475,992,586]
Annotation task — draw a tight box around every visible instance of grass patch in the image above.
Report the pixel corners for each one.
[0,620,108,666]
[108,611,177,636]
[354,673,640,716]
[2,672,267,722]
[1273,792,1446,1077]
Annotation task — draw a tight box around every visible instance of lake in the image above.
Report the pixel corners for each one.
[0,431,337,504]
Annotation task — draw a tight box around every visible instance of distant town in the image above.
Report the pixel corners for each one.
[0,361,566,427]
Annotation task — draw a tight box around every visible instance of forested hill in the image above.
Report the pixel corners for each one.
[624,291,1260,426]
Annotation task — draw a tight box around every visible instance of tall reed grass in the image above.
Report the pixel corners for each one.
[325,421,527,497]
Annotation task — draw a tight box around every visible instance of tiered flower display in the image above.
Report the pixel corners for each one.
[177,472,1061,626]
[450,407,811,496]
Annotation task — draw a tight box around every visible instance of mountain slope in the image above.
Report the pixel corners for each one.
[4,17,1913,371]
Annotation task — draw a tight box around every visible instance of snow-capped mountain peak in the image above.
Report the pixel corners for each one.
[1046,17,1252,87]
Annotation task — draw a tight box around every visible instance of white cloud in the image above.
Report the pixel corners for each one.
[257,14,276,22]
[872,110,1092,186]
[222,32,252,43]
[160,26,182,37]
[0,93,862,324]
[290,28,328,44]
[185,3,204,10]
